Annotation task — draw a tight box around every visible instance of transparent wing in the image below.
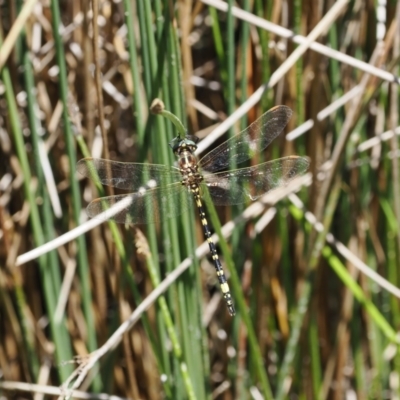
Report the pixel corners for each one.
[77,158,182,191]
[199,105,293,173]
[202,156,309,206]
[85,183,192,224]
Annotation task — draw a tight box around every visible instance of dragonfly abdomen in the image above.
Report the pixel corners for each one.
[191,184,236,316]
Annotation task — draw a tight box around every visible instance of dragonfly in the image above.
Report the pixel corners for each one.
[77,105,310,316]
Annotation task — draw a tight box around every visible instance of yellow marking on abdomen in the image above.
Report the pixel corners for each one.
[220,282,229,294]
[191,184,236,316]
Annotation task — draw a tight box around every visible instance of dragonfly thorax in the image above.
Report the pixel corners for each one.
[178,149,202,182]
[169,135,203,187]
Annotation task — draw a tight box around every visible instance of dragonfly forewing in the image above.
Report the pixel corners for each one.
[202,156,310,206]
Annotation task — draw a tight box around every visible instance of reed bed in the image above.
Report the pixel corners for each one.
[1,0,400,399]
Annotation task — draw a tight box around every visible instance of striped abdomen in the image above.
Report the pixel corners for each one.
[191,184,235,316]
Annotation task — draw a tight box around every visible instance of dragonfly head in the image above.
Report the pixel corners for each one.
[169,135,199,154]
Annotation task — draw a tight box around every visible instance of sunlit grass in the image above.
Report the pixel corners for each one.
[0,1,399,399]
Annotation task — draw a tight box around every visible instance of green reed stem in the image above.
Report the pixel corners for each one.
[208,6,228,99]
[1,37,74,382]
[276,176,341,399]
[322,245,398,344]
[49,2,102,391]
[137,2,204,397]
[203,192,273,400]
[167,18,210,397]
[137,230,197,400]
[75,134,173,395]
[122,0,145,145]
[23,46,63,381]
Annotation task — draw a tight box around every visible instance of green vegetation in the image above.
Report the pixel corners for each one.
[0,1,399,399]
